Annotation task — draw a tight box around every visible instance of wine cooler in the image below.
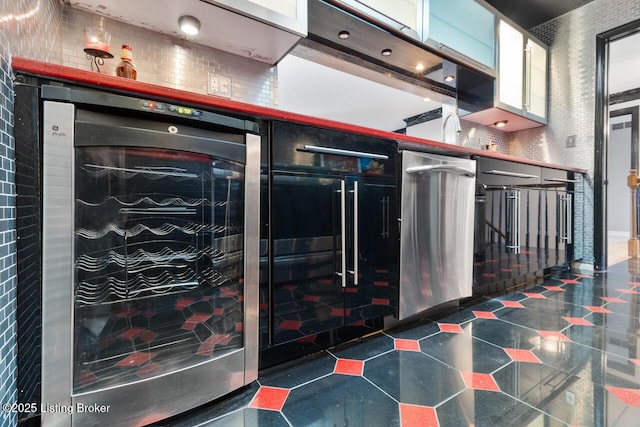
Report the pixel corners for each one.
[39,86,260,426]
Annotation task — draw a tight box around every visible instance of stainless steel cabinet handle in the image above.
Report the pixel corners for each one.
[483,170,539,179]
[300,145,389,160]
[352,181,359,285]
[406,164,476,178]
[506,190,521,249]
[560,193,573,244]
[544,178,578,183]
[337,181,347,287]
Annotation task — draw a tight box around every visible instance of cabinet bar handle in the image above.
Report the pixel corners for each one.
[544,178,578,183]
[351,181,359,285]
[300,145,389,160]
[337,181,347,288]
[406,164,475,178]
[483,170,539,179]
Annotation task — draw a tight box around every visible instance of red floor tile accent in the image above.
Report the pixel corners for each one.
[249,386,290,411]
[296,334,317,343]
[79,370,98,386]
[213,308,225,316]
[500,268,513,272]
[584,305,613,314]
[543,286,566,292]
[574,274,592,279]
[399,403,439,427]
[374,281,389,286]
[186,313,213,323]
[562,316,595,326]
[460,371,501,392]
[118,327,146,340]
[139,330,159,343]
[174,298,195,311]
[600,296,627,303]
[282,284,297,290]
[236,322,243,332]
[115,309,140,318]
[630,281,640,288]
[349,320,366,327]
[560,279,581,285]
[197,334,234,356]
[116,352,156,367]
[318,279,333,284]
[372,298,390,305]
[504,348,542,363]
[303,295,321,302]
[344,287,358,294]
[143,310,155,318]
[334,358,364,376]
[331,308,351,316]
[512,263,525,268]
[618,288,640,295]
[438,323,463,334]
[606,386,640,407]
[501,300,524,308]
[375,269,389,273]
[631,359,640,366]
[538,330,571,342]
[523,292,547,299]
[136,362,163,378]
[279,320,303,330]
[482,273,497,278]
[473,311,497,319]
[394,338,421,352]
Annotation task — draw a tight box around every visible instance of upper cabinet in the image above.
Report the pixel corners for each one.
[212,0,308,35]
[462,18,548,132]
[424,0,496,74]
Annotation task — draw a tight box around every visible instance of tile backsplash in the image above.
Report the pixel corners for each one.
[61,7,277,107]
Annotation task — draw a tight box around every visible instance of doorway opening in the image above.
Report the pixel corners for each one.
[594,19,640,270]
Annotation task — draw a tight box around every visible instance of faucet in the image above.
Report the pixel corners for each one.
[442,111,462,144]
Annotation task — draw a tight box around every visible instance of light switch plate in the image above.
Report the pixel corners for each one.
[208,73,232,98]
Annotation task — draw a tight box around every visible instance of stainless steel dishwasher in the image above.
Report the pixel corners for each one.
[399,151,476,320]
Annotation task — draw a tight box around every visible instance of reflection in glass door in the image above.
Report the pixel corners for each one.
[73,147,245,392]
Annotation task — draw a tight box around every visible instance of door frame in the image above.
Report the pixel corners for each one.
[594,19,640,270]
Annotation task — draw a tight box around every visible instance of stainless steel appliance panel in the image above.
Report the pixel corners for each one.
[41,94,260,426]
[399,151,476,320]
[42,101,75,427]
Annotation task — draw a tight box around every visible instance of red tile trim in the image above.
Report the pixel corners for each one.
[438,323,463,334]
[460,371,501,392]
[394,338,421,352]
[504,348,542,364]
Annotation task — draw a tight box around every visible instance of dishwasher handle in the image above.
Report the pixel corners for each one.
[405,164,476,178]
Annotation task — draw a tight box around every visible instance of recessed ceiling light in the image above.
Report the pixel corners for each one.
[381,48,392,56]
[338,31,350,39]
[444,74,455,82]
[494,120,508,128]
[423,97,431,102]
[179,15,201,36]
[415,63,425,71]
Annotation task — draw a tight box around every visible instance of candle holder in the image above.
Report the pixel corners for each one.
[84,27,113,73]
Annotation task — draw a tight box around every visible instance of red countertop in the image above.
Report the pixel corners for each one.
[11,57,585,173]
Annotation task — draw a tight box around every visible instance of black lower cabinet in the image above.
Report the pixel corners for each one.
[473,157,582,296]
[259,121,399,368]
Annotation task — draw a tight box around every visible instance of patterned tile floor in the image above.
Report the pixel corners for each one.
[158,260,640,427]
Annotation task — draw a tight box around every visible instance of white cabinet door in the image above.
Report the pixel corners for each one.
[498,20,524,109]
[526,38,547,120]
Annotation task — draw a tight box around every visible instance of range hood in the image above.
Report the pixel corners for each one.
[307,0,455,97]
[69,0,307,64]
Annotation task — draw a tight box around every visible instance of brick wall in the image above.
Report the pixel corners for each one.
[510,0,640,264]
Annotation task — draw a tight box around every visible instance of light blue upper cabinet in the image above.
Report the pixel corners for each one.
[425,0,496,73]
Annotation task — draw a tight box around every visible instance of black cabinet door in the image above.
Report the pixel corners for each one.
[271,173,344,344]
[345,177,398,323]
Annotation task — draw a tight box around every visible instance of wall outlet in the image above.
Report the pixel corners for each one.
[566,391,576,405]
[208,73,232,98]
[566,135,577,148]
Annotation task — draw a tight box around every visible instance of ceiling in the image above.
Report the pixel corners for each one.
[485,0,595,29]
